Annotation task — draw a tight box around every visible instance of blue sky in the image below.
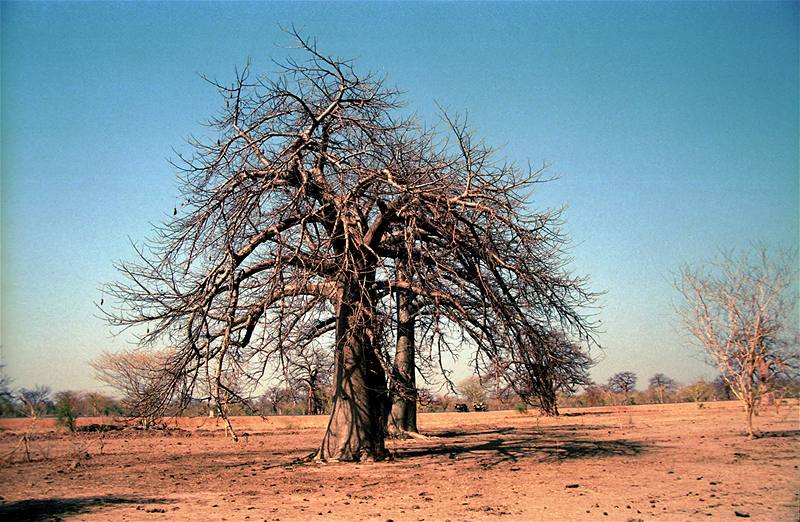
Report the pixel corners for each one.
[1,1,798,393]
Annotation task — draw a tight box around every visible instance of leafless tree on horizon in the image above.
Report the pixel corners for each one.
[607,371,638,404]
[648,373,677,404]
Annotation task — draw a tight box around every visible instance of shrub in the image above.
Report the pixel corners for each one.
[55,404,77,432]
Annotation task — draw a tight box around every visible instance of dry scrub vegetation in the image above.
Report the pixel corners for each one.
[1,401,797,521]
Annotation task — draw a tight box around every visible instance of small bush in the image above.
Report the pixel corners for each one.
[55,404,77,432]
[514,403,528,414]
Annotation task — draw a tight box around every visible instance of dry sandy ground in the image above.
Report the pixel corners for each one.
[0,400,797,521]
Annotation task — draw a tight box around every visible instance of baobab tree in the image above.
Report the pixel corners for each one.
[104,33,597,461]
[675,248,798,438]
[648,373,677,403]
[607,371,637,404]
[386,278,419,436]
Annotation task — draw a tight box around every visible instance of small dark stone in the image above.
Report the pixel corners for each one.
[566,484,580,488]
[734,511,750,518]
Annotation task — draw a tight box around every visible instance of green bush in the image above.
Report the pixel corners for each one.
[55,404,77,432]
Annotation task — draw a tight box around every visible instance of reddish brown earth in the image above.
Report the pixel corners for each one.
[0,400,798,521]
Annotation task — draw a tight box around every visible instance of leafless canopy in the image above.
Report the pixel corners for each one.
[488,330,593,415]
[91,349,182,427]
[607,371,637,396]
[675,247,798,437]
[104,33,598,460]
[648,373,677,403]
[286,345,333,415]
[17,386,51,419]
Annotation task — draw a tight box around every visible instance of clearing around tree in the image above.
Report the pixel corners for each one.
[0,400,797,521]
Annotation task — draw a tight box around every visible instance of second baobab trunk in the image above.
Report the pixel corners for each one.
[387,287,418,436]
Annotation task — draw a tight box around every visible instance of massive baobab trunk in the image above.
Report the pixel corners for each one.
[318,283,388,461]
[388,288,418,435]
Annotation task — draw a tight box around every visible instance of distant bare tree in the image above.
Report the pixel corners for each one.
[18,386,51,418]
[711,374,733,400]
[53,390,84,412]
[0,368,14,417]
[53,390,83,431]
[491,331,593,415]
[607,371,637,403]
[648,373,677,403]
[677,380,715,404]
[287,346,333,415]
[91,349,183,429]
[457,376,488,405]
[675,248,798,438]
[580,382,608,407]
[84,391,117,416]
[415,387,436,410]
[260,385,294,415]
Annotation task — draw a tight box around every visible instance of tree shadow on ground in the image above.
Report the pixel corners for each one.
[396,426,648,467]
[757,429,800,439]
[561,410,614,417]
[0,496,169,521]
[434,427,515,438]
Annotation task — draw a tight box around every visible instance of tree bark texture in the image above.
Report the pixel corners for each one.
[318,283,388,461]
[388,288,418,435]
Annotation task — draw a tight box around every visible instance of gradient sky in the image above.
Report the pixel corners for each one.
[1,1,798,393]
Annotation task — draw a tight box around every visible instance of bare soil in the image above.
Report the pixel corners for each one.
[0,400,797,521]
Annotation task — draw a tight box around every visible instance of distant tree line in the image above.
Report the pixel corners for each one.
[2,367,798,423]
[559,371,800,409]
[0,380,125,420]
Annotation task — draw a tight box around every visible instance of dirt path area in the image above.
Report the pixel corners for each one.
[1,401,798,521]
